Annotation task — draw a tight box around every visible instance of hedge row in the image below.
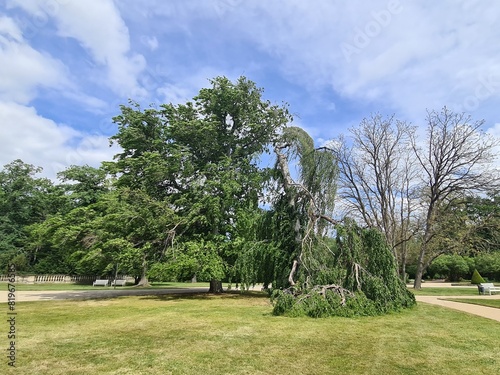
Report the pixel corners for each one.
[419,253,500,282]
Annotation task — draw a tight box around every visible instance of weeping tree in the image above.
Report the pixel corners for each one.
[269,127,415,317]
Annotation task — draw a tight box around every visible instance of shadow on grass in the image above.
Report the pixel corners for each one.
[139,290,270,302]
[21,288,269,303]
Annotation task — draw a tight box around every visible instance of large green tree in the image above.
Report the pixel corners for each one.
[108,76,291,292]
[0,160,62,272]
[27,187,180,281]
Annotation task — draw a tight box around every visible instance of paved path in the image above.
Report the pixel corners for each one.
[409,281,500,322]
[415,295,500,322]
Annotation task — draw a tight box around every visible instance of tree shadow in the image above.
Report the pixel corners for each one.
[21,288,269,303]
[139,290,269,302]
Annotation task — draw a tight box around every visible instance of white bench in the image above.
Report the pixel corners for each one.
[93,279,109,287]
[111,279,128,287]
[478,283,500,295]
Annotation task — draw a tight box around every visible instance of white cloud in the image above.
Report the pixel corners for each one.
[0,15,70,104]
[157,84,192,106]
[152,66,245,106]
[487,123,500,138]
[3,0,500,181]
[0,15,22,41]
[7,0,146,97]
[141,35,159,51]
[191,0,500,123]
[0,102,120,180]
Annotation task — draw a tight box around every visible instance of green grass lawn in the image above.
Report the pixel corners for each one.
[444,298,500,309]
[410,287,479,296]
[2,292,499,375]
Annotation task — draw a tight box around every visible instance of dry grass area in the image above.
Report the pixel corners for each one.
[3,292,500,374]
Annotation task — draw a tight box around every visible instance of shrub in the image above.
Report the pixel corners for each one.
[474,253,500,281]
[428,254,470,281]
[470,269,485,284]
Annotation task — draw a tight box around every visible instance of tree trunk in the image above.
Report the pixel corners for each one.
[401,258,407,283]
[414,265,423,289]
[413,249,425,289]
[136,274,150,287]
[208,279,224,293]
[401,240,409,283]
[135,253,150,287]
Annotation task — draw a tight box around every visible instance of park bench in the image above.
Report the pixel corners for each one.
[478,283,500,295]
[92,279,109,287]
[111,279,128,287]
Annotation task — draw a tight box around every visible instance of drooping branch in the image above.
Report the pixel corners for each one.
[274,137,339,286]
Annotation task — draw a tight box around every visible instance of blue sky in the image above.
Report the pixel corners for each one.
[1,0,500,179]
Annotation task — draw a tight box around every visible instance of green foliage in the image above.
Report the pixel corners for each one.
[106,76,291,286]
[470,269,485,284]
[473,253,500,281]
[462,192,500,254]
[271,224,416,317]
[413,253,500,282]
[155,240,226,282]
[427,254,472,281]
[0,159,63,272]
[23,188,181,278]
[271,288,383,318]
[57,165,109,208]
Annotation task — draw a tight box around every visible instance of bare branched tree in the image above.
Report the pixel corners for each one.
[412,107,500,289]
[332,114,419,278]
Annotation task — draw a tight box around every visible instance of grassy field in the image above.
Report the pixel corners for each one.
[444,298,500,309]
[2,292,499,375]
[410,287,479,296]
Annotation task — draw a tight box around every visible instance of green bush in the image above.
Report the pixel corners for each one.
[428,254,470,281]
[474,253,500,281]
[470,268,485,284]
